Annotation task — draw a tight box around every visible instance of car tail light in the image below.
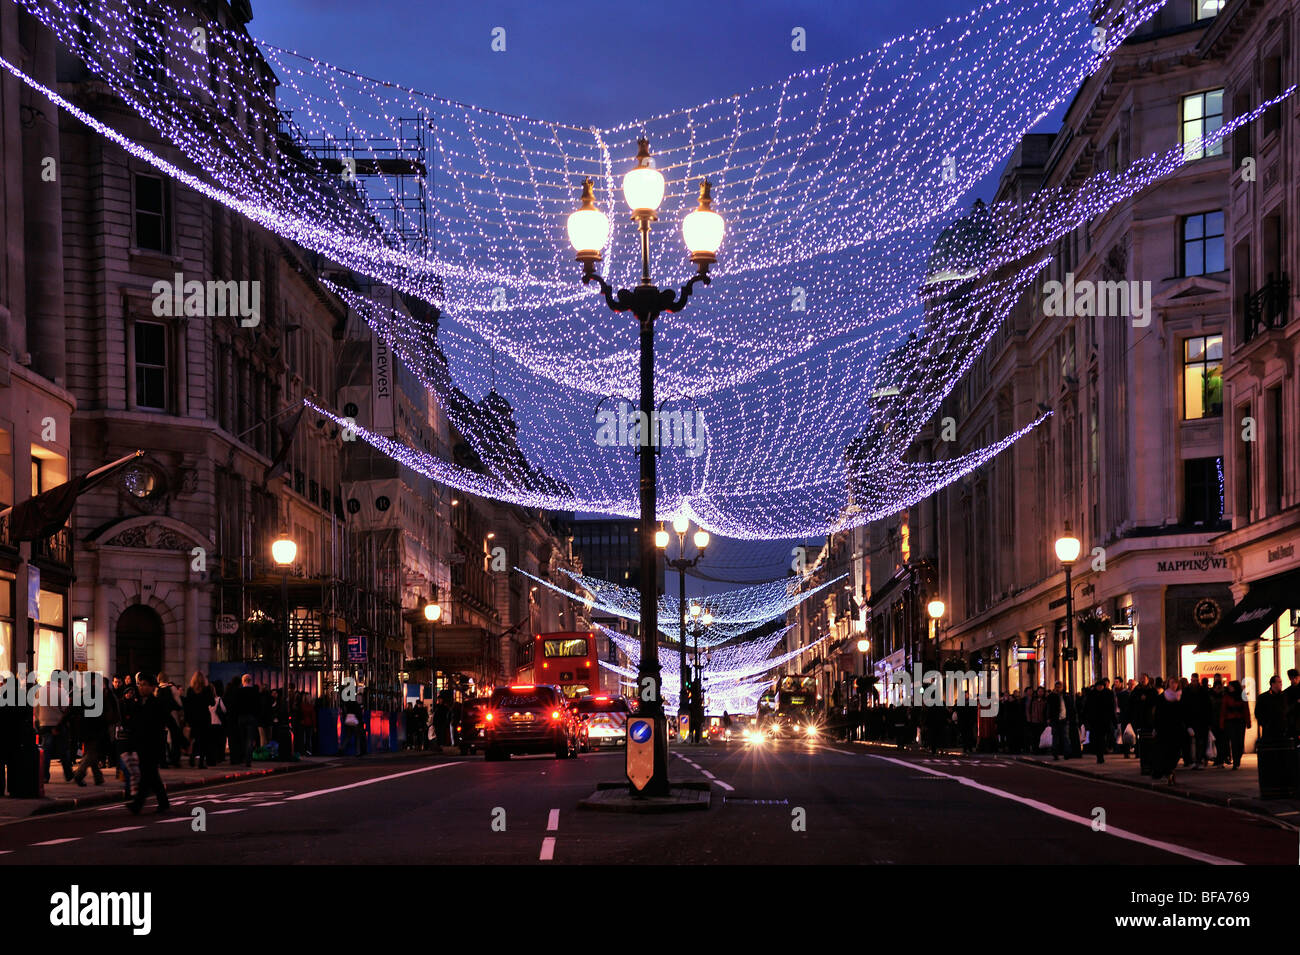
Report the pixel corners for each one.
[485,712,495,722]
[551,710,561,720]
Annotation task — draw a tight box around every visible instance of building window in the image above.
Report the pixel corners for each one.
[134,321,168,411]
[133,173,169,252]
[1182,211,1224,276]
[1184,457,1224,526]
[1181,89,1224,160]
[1193,0,1223,20]
[1182,334,1223,419]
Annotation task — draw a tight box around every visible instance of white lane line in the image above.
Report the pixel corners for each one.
[286,761,462,801]
[671,752,734,791]
[99,826,144,834]
[0,850,12,855]
[157,816,190,824]
[31,837,79,846]
[253,801,287,807]
[212,809,247,815]
[547,809,560,832]
[539,836,556,861]
[866,753,1242,866]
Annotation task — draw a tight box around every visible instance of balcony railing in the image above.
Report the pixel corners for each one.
[1243,273,1290,344]
[33,525,73,566]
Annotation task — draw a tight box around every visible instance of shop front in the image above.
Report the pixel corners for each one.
[1197,567,1300,694]
[1165,583,1236,682]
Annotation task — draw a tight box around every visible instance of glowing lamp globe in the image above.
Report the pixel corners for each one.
[672,515,690,535]
[622,139,664,214]
[927,599,946,620]
[693,529,710,550]
[272,537,297,567]
[567,178,609,259]
[683,180,724,264]
[1054,526,1082,564]
[856,639,870,653]
[655,529,670,549]
[702,610,714,626]
[424,601,442,622]
[690,602,702,618]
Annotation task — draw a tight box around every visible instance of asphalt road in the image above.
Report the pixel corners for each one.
[1,741,1292,865]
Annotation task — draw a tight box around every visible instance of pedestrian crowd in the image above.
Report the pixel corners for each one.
[843,668,1300,785]
[0,669,324,814]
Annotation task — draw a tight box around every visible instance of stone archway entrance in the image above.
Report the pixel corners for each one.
[115,604,164,680]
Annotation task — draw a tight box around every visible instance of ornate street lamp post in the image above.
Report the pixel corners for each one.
[1055,524,1082,758]
[272,535,297,691]
[658,516,710,736]
[569,139,724,795]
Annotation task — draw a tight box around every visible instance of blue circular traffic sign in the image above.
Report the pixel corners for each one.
[629,720,652,744]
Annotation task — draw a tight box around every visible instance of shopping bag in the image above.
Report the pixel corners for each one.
[1081,727,1090,745]
[1122,723,1136,747]
[1039,726,1053,750]
[1206,733,1216,761]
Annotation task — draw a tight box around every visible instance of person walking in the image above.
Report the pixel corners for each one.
[341,695,365,757]
[1153,681,1186,785]
[233,674,262,767]
[1113,679,1132,757]
[1082,678,1116,764]
[156,673,185,768]
[35,673,74,784]
[1221,680,1251,770]
[1285,669,1300,741]
[1255,674,1288,743]
[182,672,214,769]
[1025,686,1047,754]
[71,673,117,787]
[126,673,170,814]
[1208,674,1227,767]
[208,680,228,765]
[1047,681,1070,760]
[1184,673,1211,768]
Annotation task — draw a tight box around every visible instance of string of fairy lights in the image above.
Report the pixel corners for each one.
[9,0,1294,541]
[512,567,847,645]
[598,625,833,713]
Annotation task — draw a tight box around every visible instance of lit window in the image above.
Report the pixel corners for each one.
[1181,89,1224,160]
[1183,335,1224,419]
[1182,211,1225,275]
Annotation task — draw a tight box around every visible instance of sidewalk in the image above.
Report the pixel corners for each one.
[1016,750,1300,825]
[0,748,442,823]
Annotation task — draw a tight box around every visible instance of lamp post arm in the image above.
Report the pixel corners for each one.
[664,270,712,313]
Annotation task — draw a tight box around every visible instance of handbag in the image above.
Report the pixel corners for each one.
[344,713,360,727]
[1206,732,1217,760]
[1122,723,1136,746]
[1039,725,1053,750]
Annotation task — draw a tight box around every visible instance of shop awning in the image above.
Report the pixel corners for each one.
[1196,568,1300,652]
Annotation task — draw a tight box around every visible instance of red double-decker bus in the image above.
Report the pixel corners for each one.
[516,631,599,700]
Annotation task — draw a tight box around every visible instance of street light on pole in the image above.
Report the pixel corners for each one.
[1054,523,1082,758]
[569,139,724,796]
[272,535,297,692]
[658,515,710,737]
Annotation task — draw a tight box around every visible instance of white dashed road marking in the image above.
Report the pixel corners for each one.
[539,836,556,861]
[31,837,79,846]
[547,809,560,831]
[99,826,144,834]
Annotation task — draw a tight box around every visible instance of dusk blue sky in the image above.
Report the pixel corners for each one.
[248,0,1066,591]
